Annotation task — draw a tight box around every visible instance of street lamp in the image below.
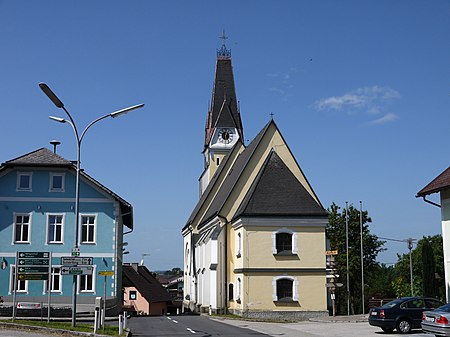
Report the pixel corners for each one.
[39,82,144,326]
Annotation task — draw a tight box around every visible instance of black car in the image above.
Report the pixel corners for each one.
[368,296,444,333]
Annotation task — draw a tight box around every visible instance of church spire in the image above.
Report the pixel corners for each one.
[217,30,231,60]
[204,31,243,150]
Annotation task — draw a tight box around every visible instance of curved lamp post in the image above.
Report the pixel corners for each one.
[39,83,144,326]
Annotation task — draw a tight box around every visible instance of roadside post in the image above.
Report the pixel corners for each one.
[326,250,343,316]
[119,314,124,335]
[98,270,114,329]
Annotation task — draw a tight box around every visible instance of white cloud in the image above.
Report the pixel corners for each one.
[314,86,400,113]
[266,67,299,102]
[368,113,399,125]
[269,87,285,95]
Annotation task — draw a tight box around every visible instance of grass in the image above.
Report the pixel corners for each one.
[2,319,124,336]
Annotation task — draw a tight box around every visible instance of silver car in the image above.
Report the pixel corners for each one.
[422,303,450,336]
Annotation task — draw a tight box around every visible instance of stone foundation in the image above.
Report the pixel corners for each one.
[229,309,328,321]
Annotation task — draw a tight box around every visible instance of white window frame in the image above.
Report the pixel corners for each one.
[46,213,65,244]
[49,173,65,192]
[228,282,235,301]
[9,265,28,294]
[129,290,137,300]
[43,266,62,293]
[78,265,96,293]
[13,213,32,244]
[80,214,97,244]
[272,275,299,301]
[271,228,298,254]
[16,172,32,191]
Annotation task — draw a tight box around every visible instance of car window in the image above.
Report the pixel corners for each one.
[436,303,450,312]
[381,299,403,308]
[426,299,444,309]
[401,299,425,309]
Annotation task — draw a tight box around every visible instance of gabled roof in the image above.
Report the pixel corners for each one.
[417,165,450,197]
[183,139,244,231]
[200,121,272,226]
[123,265,172,303]
[235,150,327,218]
[214,100,238,129]
[188,120,327,230]
[1,148,133,229]
[3,148,72,166]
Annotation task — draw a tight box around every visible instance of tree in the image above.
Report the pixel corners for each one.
[422,238,437,297]
[393,235,444,300]
[327,202,385,315]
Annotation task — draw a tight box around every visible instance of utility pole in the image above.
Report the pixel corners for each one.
[407,238,414,296]
[360,201,365,314]
[345,201,350,316]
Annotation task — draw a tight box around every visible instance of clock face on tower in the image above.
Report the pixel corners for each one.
[218,128,233,144]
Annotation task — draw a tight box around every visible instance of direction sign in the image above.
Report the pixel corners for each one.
[19,252,49,259]
[18,273,49,281]
[325,250,338,256]
[18,266,49,274]
[61,266,93,275]
[61,257,93,266]
[18,258,49,266]
[71,247,80,257]
[98,271,114,276]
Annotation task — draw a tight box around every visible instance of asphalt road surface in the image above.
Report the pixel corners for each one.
[128,315,267,336]
[0,316,440,337]
[127,315,437,337]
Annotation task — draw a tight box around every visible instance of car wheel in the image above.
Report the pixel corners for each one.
[396,319,411,334]
[381,327,394,333]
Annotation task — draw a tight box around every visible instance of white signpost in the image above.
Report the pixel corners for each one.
[61,257,93,266]
[61,266,93,275]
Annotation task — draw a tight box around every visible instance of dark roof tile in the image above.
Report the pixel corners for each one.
[235,151,327,217]
[417,166,450,197]
[4,148,72,166]
[123,265,172,303]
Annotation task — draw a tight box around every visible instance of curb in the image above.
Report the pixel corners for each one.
[308,315,368,323]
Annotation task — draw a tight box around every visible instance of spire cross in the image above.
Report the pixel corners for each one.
[270,112,275,119]
[220,30,228,46]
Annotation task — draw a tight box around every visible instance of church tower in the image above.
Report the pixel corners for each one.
[200,33,244,195]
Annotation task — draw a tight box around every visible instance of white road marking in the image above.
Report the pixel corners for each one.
[187,327,196,334]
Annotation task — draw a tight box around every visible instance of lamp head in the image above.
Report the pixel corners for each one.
[110,103,145,118]
[49,116,66,123]
[39,83,64,108]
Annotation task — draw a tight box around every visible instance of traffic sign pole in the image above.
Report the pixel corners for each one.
[12,251,18,321]
[47,252,52,323]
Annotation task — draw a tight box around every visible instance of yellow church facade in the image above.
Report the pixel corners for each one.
[182,39,328,320]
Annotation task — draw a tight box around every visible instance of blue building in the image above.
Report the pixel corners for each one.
[0,148,132,313]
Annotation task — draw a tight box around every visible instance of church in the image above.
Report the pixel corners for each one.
[182,38,329,320]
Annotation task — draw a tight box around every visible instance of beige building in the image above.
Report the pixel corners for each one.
[182,39,329,320]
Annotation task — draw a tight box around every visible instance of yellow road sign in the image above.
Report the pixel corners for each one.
[325,250,338,255]
[98,271,114,276]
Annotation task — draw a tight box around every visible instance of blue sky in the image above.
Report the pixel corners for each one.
[1,1,449,270]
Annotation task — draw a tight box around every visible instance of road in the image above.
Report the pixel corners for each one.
[0,315,439,337]
[128,315,267,336]
[127,315,434,337]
